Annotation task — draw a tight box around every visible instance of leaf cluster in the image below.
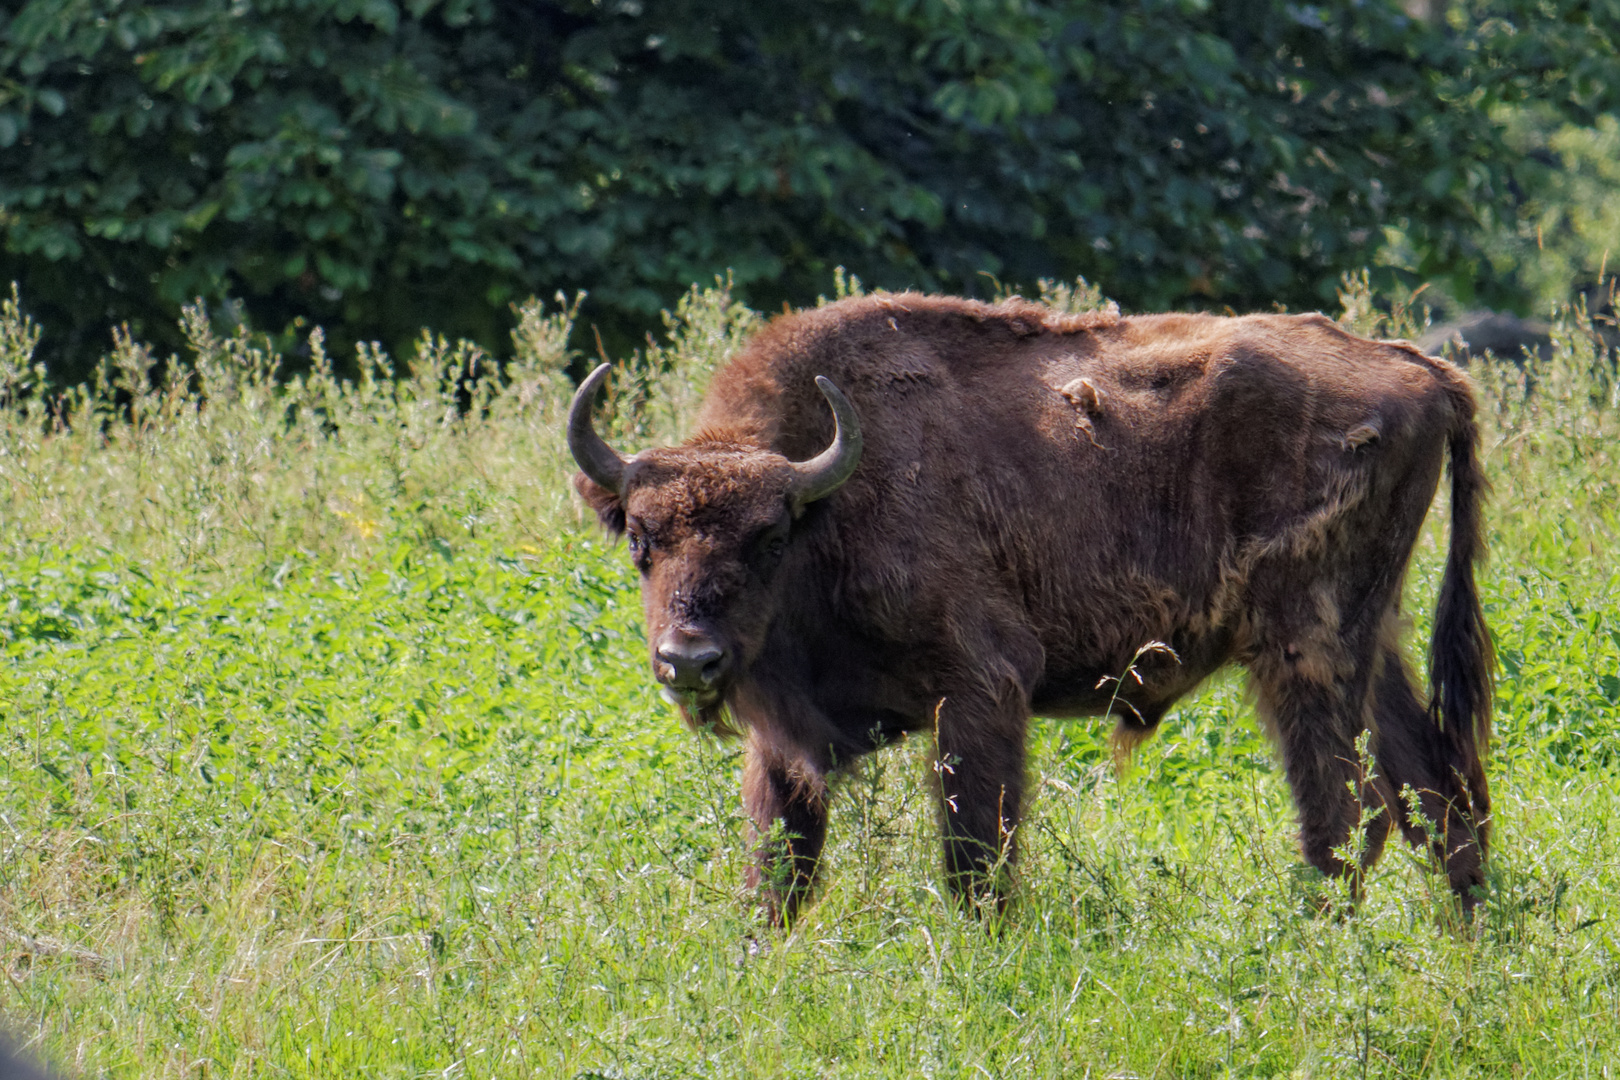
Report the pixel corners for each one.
[5,0,1617,380]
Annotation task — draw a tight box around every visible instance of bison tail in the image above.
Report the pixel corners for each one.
[1428,381,1494,801]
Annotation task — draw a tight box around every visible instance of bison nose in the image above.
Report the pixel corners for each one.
[654,635,731,691]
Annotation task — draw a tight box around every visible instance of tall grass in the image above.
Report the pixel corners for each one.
[0,275,1617,1078]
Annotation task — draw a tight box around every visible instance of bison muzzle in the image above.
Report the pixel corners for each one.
[569,294,1495,924]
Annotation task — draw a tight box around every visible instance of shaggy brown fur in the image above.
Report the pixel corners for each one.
[574,293,1494,924]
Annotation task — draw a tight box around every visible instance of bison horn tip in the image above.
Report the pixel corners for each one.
[789,376,863,507]
[567,362,631,494]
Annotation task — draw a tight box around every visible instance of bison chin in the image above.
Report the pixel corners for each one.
[662,686,741,738]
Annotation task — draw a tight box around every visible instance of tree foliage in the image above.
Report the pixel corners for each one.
[2,0,1616,380]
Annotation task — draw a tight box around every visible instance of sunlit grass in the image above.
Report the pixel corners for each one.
[0,276,1617,1077]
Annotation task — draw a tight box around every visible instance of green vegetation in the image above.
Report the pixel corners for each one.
[0,278,1617,1077]
[7,0,1620,381]
[1474,109,1620,317]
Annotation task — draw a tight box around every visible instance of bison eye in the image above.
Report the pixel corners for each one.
[750,514,792,572]
[626,528,652,573]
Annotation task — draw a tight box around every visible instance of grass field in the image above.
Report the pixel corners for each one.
[2,277,1619,1078]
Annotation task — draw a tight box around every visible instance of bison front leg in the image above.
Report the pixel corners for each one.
[741,736,829,927]
[933,693,1028,913]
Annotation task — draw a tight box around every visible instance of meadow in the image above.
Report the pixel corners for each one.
[1,275,1618,1078]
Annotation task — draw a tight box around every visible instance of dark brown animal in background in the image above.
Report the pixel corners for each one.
[568,293,1494,924]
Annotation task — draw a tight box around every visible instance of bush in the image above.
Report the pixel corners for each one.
[7,0,1618,383]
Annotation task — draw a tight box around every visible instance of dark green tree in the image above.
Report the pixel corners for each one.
[2,0,1614,381]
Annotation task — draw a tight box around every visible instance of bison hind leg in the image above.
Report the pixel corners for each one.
[1247,636,1394,903]
[1369,643,1489,908]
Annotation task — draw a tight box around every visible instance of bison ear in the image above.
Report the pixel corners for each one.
[574,472,626,536]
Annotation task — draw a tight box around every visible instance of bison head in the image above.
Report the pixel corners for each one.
[566,364,862,729]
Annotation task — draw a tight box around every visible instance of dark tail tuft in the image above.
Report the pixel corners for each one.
[1429,375,1495,824]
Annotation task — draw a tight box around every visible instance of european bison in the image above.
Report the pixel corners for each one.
[1416,310,1554,366]
[569,294,1494,923]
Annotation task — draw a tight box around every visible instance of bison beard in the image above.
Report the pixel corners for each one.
[569,293,1495,925]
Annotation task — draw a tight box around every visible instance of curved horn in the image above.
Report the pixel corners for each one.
[788,376,863,506]
[566,363,630,494]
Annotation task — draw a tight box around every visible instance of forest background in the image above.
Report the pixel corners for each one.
[6,0,1620,381]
